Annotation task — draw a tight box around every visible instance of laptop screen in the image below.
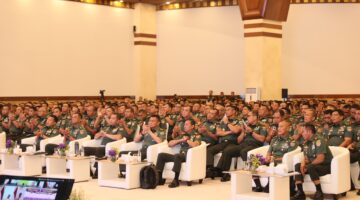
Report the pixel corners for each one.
[0,175,74,200]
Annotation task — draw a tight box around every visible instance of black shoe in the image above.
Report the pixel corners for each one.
[252,186,263,192]
[158,178,166,185]
[263,184,269,193]
[206,169,214,179]
[291,191,306,200]
[357,189,360,196]
[311,191,324,200]
[168,180,180,188]
[220,174,231,182]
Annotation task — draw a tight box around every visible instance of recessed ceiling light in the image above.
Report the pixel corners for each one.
[165,1,171,4]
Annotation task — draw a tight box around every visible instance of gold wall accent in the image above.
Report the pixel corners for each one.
[65,0,134,9]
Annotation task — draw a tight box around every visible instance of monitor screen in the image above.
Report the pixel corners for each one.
[0,175,74,200]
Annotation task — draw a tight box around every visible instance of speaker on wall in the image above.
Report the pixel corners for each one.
[282,88,288,99]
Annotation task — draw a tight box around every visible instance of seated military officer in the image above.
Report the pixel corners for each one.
[198,108,218,147]
[84,113,123,158]
[265,109,286,143]
[347,107,360,195]
[63,113,88,143]
[118,107,139,142]
[119,115,166,161]
[324,109,352,147]
[45,113,88,155]
[206,106,241,178]
[216,110,267,182]
[20,115,60,152]
[253,120,298,194]
[156,119,201,188]
[292,123,333,200]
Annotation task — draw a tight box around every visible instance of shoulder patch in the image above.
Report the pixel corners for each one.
[316,140,321,147]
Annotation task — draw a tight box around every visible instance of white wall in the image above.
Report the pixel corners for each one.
[0,0,134,96]
[282,4,360,95]
[156,7,245,96]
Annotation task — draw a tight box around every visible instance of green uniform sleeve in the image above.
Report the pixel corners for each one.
[315,138,327,155]
[344,126,353,139]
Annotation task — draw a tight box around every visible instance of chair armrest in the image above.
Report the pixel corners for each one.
[247,146,269,158]
[330,147,350,193]
[283,147,301,172]
[21,136,36,145]
[68,135,91,154]
[119,141,143,152]
[147,141,168,164]
[185,142,207,179]
[82,139,103,148]
[39,135,63,152]
[0,132,6,150]
[157,144,176,155]
[293,152,304,166]
[105,138,127,156]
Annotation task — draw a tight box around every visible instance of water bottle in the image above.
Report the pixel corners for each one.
[137,149,141,162]
[74,142,79,156]
[33,142,37,153]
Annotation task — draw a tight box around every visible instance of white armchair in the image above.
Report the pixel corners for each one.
[158,141,207,186]
[0,132,6,150]
[293,146,350,197]
[21,135,63,152]
[214,153,237,171]
[248,145,301,187]
[105,138,127,157]
[82,137,127,157]
[119,141,168,164]
[68,135,91,155]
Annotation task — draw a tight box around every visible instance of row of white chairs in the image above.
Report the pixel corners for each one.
[2,130,353,195]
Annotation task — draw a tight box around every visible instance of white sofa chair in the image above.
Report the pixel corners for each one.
[68,135,91,155]
[21,135,64,152]
[214,153,237,171]
[248,145,301,187]
[158,141,207,186]
[293,146,350,198]
[119,141,168,164]
[82,137,127,157]
[0,132,6,150]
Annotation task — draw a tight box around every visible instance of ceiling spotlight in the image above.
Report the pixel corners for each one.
[165,1,171,4]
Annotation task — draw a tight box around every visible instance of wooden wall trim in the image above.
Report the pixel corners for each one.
[64,0,134,9]
[288,94,360,99]
[134,33,157,38]
[134,41,157,46]
[244,32,282,38]
[0,96,135,102]
[244,23,282,30]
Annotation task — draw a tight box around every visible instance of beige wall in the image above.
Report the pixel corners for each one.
[156,7,245,96]
[282,4,360,95]
[157,5,360,96]
[0,0,134,96]
[1,2,359,97]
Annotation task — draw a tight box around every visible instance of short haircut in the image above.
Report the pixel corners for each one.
[323,109,333,115]
[303,123,316,134]
[332,109,344,116]
[150,115,161,122]
[48,115,58,123]
[186,118,196,126]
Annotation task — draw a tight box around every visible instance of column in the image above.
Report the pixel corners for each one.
[133,3,157,100]
[238,0,290,100]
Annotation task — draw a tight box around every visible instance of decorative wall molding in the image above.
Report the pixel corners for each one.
[134,33,157,46]
[65,0,134,9]
[0,96,135,102]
